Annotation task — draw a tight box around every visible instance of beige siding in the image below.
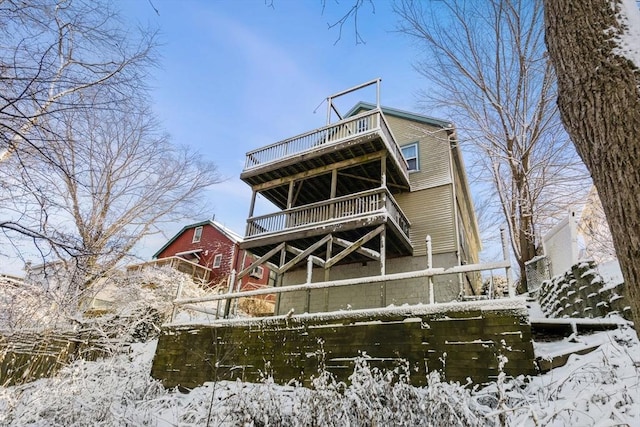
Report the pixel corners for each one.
[385,115,452,190]
[276,252,463,314]
[451,146,481,264]
[395,184,456,255]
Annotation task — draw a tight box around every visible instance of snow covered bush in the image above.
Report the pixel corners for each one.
[0,326,637,426]
[0,281,71,332]
[222,356,489,427]
[0,265,210,337]
[0,342,166,426]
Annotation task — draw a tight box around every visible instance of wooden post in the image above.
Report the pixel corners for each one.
[427,235,435,304]
[305,256,313,313]
[223,269,235,319]
[381,153,387,189]
[170,277,185,323]
[274,247,287,315]
[380,227,386,306]
[232,251,247,316]
[380,227,386,276]
[501,227,515,297]
[331,168,338,216]
[324,237,332,282]
[246,190,257,236]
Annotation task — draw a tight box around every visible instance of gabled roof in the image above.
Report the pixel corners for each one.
[153,220,243,259]
[345,102,453,129]
[349,101,481,251]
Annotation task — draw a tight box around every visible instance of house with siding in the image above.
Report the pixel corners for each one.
[237,80,481,315]
[152,220,272,292]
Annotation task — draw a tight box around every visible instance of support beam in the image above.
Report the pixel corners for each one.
[238,242,286,278]
[245,190,257,236]
[333,236,380,260]
[380,226,386,276]
[326,225,385,268]
[324,236,333,282]
[280,235,332,274]
[251,152,384,192]
[287,181,294,208]
[381,153,387,188]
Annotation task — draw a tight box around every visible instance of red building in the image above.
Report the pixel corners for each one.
[153,220,272,292]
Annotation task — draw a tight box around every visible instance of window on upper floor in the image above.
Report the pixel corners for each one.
[212,254,222,268]
[249,265,264,279]
[401,142,419,172]
[192,226,203,243]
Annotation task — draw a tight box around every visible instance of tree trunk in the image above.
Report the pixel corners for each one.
[544,0,640,327]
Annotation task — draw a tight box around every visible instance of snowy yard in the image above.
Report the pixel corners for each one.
[0,267,638,426]
[0,321,637,426]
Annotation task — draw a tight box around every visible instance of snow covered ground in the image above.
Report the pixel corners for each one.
[0,265,638,426]
[0,318,637,426]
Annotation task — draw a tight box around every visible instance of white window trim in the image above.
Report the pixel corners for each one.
[192,226,203,243]
[401,142,419,172]
[212,254,222,268]
[250,265,264,279]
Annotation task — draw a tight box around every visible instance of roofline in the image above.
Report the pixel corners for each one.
[152,220,243,259]
[448,133,482,250]
[345,102,453,129]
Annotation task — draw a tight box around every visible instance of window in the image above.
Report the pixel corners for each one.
[212,254,222,268]
[401,142,419,172]
[192,226,203,243]
[249,265,264,279]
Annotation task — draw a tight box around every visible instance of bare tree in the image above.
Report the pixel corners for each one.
[544,0,640,325]
[394,0,590,288]
[2,92,221,293]
[0,0,156,250]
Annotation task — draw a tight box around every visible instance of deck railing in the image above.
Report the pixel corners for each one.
[245,187,410,240]
[243,109,408,178]
[126,256,212,282]
[170,229,516,321]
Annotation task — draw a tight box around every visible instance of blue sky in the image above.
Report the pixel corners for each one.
[117,0,438,260]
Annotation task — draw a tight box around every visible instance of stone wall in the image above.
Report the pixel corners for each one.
[537,260,631,320]
[152,299,536,389]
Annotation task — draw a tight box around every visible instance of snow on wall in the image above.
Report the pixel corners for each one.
[152,300,536,389]
[537,260,631,320]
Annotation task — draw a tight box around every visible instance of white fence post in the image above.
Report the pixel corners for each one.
[427,235,435,304]
[501,227,515,297]
[171,279,185,323]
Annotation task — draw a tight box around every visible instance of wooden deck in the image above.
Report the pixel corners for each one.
[239,106,413,271]
[241,109,410,193]
[126,256,212,283]
[241,188,412,265]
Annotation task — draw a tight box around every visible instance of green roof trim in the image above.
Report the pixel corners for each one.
[345,102,453,129]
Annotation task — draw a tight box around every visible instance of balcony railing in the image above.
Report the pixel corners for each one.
[245,187,410,241]
[243,109,408,179]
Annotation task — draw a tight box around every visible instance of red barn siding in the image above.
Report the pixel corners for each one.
[156,222,271,292]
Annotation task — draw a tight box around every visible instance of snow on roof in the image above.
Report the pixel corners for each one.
[211,220,243,243]
[152,219,244,259]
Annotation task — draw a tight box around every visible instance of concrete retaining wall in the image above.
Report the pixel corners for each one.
[151,299,536,389]
[537,260,631,320]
